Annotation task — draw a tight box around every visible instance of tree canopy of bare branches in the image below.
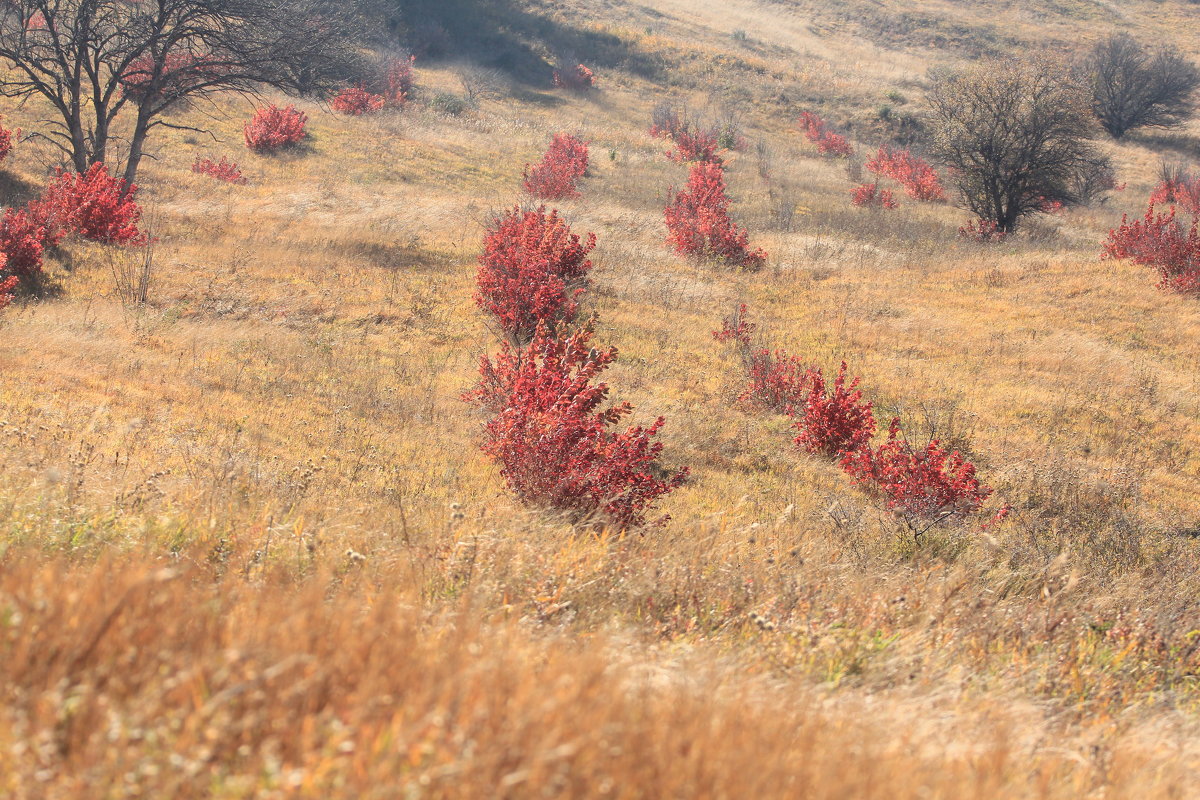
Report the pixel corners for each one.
[1083,33,1200,139]
[0,0,369,185]
[927,58,1110,233]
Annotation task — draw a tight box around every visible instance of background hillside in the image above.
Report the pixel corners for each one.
[3,0,1200,796]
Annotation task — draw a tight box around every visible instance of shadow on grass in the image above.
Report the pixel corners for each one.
[385,0,664,86]
[509,88,567,108]
[9,269,64,300]
[0,171,43,208]
[1130,131,1200,161]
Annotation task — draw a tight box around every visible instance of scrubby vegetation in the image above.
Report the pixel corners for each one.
[3,0,1200,796]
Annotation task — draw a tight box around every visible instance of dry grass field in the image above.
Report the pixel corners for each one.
[3,0,1200,795]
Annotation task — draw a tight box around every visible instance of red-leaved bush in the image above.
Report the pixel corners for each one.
[37,163,146,245]
[650,105,742,164]
[664,162,766,270]
[0,268,16,313]
[119,52,220,103]
[841,418,992,522]
[476,206,596,344]
[0,206,53,278]
[244,104,308,153]
[797,111,853,158]
[331,86,386,116]
[1149,175,1200,216]
[958,218,1008,243]
[192,156,247,185]
[649,104,689,142]
[0,118,16,164]
[714,306,810,414]
[666,129,722,165]
[523,133,589,200]
[464,324,688,529]
[793,362,876,458]
[850,182,898,209]
[384,54,416,106]
[712,303,756,348]
[553,64,595,91]
[1102,203,1200,292]
[738,349,811,414]
[865,147,945,201]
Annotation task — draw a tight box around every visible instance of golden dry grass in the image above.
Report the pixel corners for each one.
[2,0,1200,795]
[5,553,1200,799]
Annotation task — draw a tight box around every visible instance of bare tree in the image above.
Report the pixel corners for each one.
[1083,33,1200,139]
[0,0,368,186]
[927,58,1110,233]
[456,63,506,106]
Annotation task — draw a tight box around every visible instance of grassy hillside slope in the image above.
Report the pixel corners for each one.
[3,0,1200,795]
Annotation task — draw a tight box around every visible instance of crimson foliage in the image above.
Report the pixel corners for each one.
[793,362,876,458]
[464,325,688,529]
[119,53,220,102]
[476,206,596,344]
[244,105,308,153]
[385,55,416,105]
[666,129,722,165]
[0,269,15,312]
[0,207,52,278]
[739,349,811,414]
[523,134,589,200]
[37,163,146,245]
[712,303,756,347]
[841,418,992,522]
[553,64,595,91]
[958,218,1008,243]
[1149,175,1200,215]
[797,111,853,157]
[1103,203,1200,292]
[331,86,385,116]
[0,118,15,164]
[850,182,898,209]
[192,156,247,185]
[664,163,766,270]
[865,147,945,201]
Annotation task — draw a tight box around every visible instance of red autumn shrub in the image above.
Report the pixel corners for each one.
[958,217,1008,243]
[850,182,898,209]
[792,362,876,458]
[738,349,811,414]
[664,162,766,270]
[1149,175,1200,216]
[797,111,854,158]
[553,64,595,91]
[864,147,945,202]
[37,163,146,245]
[244,104,308,153]
[464,324,688,529]
[0,270,16,313]
[1035,196,1065,214]
[191,156,247,185]
[119,52,219,102]
[0,206,52,278]
[650,105,740,164]
[476,206,596,344]
[0,118,16,164]
[331,86,386,116]
[712,303,756,348]
[523,133,590,200]
[666,128,722,165]
[384,54,416,105]
[649,104,689,141]
[1102,203,1200,292]
[841,418,992,522]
